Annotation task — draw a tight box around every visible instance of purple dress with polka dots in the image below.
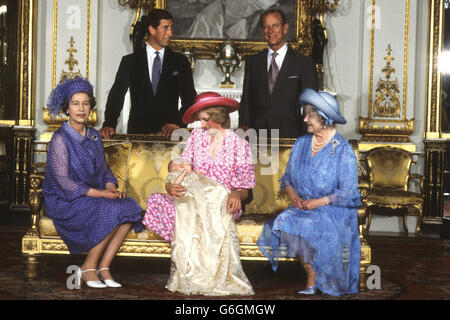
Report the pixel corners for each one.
[42,122,143,254]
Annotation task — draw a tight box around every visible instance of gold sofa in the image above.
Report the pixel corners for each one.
[22,134,371,280]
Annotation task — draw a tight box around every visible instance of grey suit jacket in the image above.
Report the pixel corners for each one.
[239,46,319,138]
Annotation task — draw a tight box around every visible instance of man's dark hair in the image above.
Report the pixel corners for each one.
[131,9,173,51]
[147,9,174,30]
[259,8,287,28]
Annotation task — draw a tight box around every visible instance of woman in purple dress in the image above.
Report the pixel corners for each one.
[43,78,143,288]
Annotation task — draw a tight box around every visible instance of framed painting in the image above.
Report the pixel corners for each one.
[133,0,315,59]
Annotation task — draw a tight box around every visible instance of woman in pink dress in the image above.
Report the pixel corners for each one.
[142,92,256,295]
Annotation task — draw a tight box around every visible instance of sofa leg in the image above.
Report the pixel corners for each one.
[365,208,372,235]
[25,255,39,281]
[359,264,368,291]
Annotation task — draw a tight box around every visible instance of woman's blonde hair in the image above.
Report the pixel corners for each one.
[198,106,231,129]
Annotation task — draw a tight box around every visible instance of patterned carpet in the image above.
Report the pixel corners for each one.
[1,226,449,302]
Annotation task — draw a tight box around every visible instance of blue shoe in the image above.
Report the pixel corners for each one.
[298,286,317,295]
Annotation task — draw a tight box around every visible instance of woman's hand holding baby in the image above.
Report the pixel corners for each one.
[227,191,242,214]
[166,182,187,199]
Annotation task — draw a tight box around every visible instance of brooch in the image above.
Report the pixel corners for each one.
[92,135,98,141]
[331,139,340,156]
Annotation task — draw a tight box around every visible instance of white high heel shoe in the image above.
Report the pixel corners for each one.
[97,267,122,288]
[77,268,107,289]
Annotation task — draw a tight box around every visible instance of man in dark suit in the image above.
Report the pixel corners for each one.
[100,9,196,139]
[239,8,319,138]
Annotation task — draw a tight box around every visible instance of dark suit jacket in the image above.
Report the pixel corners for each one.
[103,47,196,134]
[239,46,319,138]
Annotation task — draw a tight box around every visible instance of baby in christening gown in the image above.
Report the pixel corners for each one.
[165,158,254,296]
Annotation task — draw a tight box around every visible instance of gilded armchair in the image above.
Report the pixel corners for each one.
[362,146,424,234]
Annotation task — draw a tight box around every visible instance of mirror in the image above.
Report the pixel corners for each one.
[0,0,19,121]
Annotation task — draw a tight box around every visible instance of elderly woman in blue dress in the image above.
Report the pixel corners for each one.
[258,88,361,296]
[43,78,143,288]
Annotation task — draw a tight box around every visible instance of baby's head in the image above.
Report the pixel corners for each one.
[168,158,192,173]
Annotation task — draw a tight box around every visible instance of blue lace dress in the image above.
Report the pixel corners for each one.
[42,122,143,254]
[257,132,361,296]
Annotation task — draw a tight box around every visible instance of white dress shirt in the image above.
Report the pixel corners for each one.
[146,44,165,82]
[267,43,288,71]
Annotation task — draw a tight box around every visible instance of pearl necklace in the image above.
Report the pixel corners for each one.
[311,129,336,153]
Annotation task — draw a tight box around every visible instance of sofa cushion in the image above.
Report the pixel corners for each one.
[246,143,292,215]
[39,137,288,245]
[367,188,423,206]
[40,213,276,243]
[103,142,132,191]
[125,141,181,210]
[40,215,165,241]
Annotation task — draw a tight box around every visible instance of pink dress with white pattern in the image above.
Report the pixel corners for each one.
[142,128,256,242]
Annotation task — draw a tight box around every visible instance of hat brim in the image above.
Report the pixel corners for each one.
[182,96,239,124]
[299,89,346,124]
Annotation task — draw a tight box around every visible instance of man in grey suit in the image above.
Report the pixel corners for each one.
[239,8,319,138]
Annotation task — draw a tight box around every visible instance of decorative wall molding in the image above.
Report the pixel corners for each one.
[51,0,91,89]
[359,0,415,149]
[18,0,37,126]
[40,0,96,140]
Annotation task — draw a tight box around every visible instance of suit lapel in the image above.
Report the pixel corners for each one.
[161,48,171,77]
[259,49,270,102]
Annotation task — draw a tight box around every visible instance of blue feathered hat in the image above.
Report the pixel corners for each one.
[46,77,94,117]
[299,88,346,125]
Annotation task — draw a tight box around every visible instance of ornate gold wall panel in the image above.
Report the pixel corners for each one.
[51,0,91,89]
[360,0,415,150]
[42,0,96,139]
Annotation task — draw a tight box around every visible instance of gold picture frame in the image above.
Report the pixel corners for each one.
[0,0,37,127]
[131,0,315,59]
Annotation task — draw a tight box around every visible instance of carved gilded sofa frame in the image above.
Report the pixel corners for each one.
[22,135,371,281]
[359,146,424,234]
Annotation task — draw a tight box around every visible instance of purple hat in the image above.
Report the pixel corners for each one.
[46,77,94,117]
